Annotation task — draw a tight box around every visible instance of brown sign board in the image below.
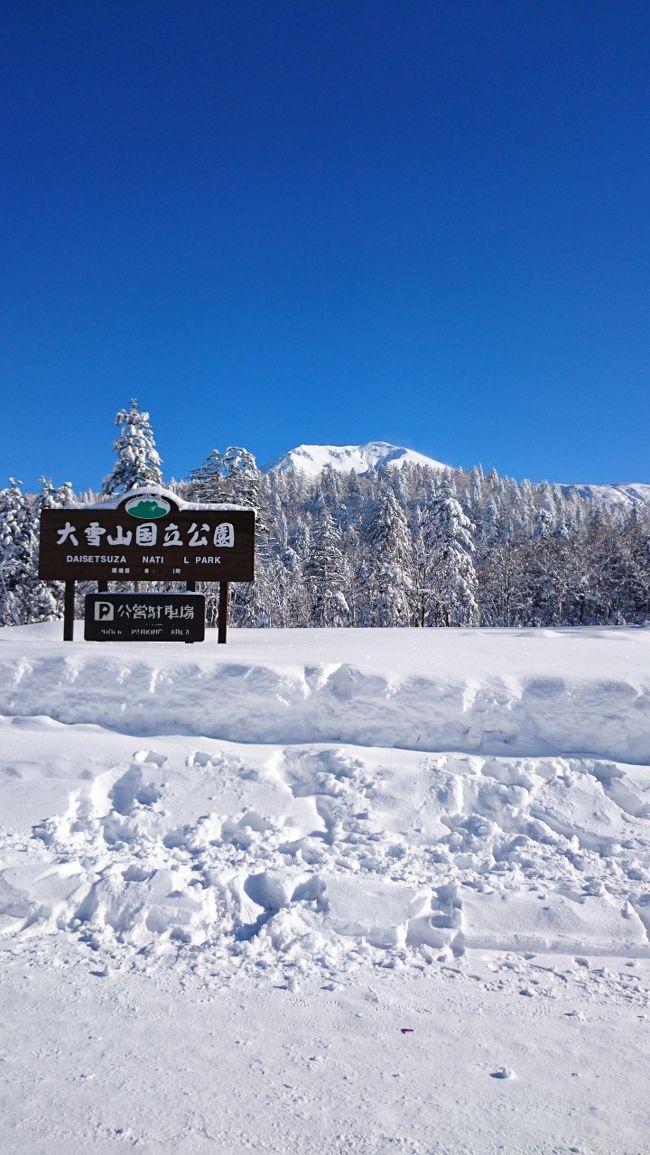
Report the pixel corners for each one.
[39,490,255,583]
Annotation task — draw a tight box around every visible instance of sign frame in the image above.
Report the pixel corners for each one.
[39,488,255,584]
[38,487,255,644]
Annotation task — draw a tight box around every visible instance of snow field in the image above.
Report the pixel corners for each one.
[1,624,650,1153]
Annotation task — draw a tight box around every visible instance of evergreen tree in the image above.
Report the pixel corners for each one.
[422,477,479,626]
[186,450,222,502]
[303,508,349,626]
[363,488,412,626]
[187,446,264,625]
[218,447,261,509]
[102,399,163,495]
[0,480,31,625]
[187,446,263,522]
[0,480,60,625]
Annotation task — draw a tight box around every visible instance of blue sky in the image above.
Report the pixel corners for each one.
[1,0,649,490]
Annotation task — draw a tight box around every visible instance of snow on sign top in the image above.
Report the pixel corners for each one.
[38,487,256,583]
[78,485,254,514]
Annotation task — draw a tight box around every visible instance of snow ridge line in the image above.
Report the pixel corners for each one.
[1,654,650,764]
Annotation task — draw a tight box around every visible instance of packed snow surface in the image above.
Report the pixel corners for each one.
[1,624,649,1154]
[268,441,449,476]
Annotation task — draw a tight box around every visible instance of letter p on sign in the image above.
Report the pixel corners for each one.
[95,601,114,621]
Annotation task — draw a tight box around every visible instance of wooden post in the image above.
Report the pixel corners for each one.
[63,581,75,641]
[218,581,229,644]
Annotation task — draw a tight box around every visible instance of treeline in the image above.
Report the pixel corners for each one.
[230,463,650,629]
[1,461,649,629]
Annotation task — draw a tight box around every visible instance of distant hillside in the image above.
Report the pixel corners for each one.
[559,482,650,508]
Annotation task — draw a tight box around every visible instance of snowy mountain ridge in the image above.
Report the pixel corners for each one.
[268,440,650,506]
[268,440,449,477]
[559,481,650,507]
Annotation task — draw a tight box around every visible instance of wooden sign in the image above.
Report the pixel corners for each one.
[39,489,255,583]
[84,593,205,642]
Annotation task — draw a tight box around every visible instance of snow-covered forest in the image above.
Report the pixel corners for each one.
[1,402,649,629]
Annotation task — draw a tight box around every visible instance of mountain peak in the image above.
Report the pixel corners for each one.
[268,441,449,477]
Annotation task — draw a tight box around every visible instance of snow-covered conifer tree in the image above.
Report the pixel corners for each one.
[422,477,479,626]
[188,446,262,519]
[363,488,412,626]
[0,480,60,624]
[102,400,163,495]
[303,508,349,627]
[218,447,260,508]
[0,480,30,624]
[186,450,222,503]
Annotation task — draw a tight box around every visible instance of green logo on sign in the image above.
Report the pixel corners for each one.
[125,496,171,520]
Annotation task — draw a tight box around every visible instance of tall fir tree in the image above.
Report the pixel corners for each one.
[422,477,479,626]
[303,508,349,627]
[363,488,412,626]
[102,399,163,495]
[0,480,61,625]
[186,450,222,502]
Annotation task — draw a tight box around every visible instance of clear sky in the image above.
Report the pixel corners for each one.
[1,0,649,491]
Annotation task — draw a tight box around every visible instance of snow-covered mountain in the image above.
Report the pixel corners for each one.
[268,440,449,477]
[267,440,650,507]
[559,481,650,507]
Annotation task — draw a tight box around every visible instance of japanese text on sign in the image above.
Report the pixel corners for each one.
[56,521,235,549]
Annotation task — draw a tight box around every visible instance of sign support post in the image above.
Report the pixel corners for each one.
[64,581,75,641]
[218,581,229,644]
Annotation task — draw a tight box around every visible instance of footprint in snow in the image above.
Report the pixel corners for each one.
[186,750,225,769]
[133,750,167,767]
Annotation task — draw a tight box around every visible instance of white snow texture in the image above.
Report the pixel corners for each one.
[1,623,649,1154]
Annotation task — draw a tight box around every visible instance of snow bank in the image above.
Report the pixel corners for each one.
[1,625,649,762]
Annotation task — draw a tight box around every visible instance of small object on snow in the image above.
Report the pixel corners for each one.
[490,1066,515,1080]
[400,1028,414,1034]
